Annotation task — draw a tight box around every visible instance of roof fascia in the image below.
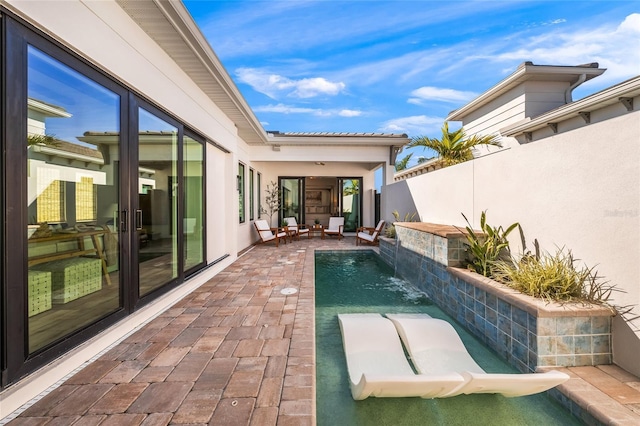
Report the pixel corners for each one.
[447,62,606,122]
[120,0,267,144]
[267,134,410,147]
[500,75,640,136]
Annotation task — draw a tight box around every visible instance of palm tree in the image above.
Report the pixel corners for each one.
[408,122,502,167]
[395,152,413,171]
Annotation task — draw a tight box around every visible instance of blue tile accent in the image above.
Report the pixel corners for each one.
[512,323,528,345]
[485,307,497,325]
[486,292,497,311]
[497,298,511,318]
[497,315,512,335]
[512,307,528,327]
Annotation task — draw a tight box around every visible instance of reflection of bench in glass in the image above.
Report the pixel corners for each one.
[28,270,52,316]
[28,229,112,286]
[32,257,102,304]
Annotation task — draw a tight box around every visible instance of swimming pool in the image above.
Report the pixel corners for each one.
[315,250,579,425]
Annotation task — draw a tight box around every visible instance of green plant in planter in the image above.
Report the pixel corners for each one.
[384,210,418,238]
[282,219,289,227]
[314,218,320,225]
[492,247,616,304]
[457,211,519,277]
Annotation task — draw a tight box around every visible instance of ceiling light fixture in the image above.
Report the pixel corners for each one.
[315,162,325,166]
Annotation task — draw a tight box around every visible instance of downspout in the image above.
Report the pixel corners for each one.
[565,73,587,103]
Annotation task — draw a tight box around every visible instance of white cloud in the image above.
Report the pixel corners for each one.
[235,68,345,99]
[378,115,443,137]
[338,109,362,117]
[408,86,478,105]
[448,13,640,89]
[254,103,362,118]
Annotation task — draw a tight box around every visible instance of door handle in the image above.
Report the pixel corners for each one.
[120,210,127,232]
[136,209,143,231]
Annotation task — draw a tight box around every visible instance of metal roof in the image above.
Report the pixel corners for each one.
[266,131,410,147]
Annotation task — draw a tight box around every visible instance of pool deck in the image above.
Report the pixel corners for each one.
[2,237,640,425]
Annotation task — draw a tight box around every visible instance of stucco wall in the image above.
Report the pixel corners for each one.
[384,108,640,375]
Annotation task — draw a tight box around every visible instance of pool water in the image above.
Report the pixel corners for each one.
[315,251,579,426]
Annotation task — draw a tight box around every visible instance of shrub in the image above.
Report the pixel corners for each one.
[457,211,519,277]
[384,210,418,238]
[492,247,616,305]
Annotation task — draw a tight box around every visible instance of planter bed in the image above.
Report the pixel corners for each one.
[380,223,613,374]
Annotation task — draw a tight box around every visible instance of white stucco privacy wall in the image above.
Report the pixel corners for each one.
[383,107,640,375]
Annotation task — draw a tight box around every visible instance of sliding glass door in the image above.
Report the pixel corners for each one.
[279,177,304,225]
[137,109,179,296]
[183,134,204,273]
[26,45,123,354]
[339,178,362,232]
[2,16,207,387]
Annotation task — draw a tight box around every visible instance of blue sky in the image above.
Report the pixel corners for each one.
[184,1,640,166]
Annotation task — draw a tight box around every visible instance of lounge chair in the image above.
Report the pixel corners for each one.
[323,217,344,240]
[283,216,310,240]
[386,313,570,397]
[355,220,385,246]
[254,219,287,247]
[337,313,466,400]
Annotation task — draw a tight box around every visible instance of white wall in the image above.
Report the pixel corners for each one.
[385,108,640,374]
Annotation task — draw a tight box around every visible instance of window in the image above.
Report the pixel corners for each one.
[35,168,65,223]
[257,172,262,218]
[249,168,255,221]
[76,176,96,222]
[183,134,204,272]
[238,163,245,223]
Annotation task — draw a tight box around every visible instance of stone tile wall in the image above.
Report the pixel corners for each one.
[380,223,613,374]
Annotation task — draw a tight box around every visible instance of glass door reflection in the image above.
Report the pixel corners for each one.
[137,109,178,296]
[339,178,362,232]
[183,135,204,273]
[280,177,304,226]
[26,46,121,353]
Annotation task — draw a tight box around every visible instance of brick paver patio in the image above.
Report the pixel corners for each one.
[6,237,338,425]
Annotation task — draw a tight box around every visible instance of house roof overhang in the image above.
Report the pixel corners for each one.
[267,132,410,165]
[447,62,606,122]
[500,75,640,136]
[115,0,268,145]
[266,131,409,146]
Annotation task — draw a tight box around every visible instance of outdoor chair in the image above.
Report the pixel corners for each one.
[254,219,287,247]
[355,220,385,245]
[323,217,344,240]
[283,217,310,240]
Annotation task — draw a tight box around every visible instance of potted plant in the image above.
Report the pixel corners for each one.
[314,218,320,228]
